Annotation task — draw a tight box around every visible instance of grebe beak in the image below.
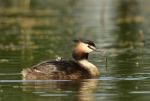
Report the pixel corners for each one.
[94,48,104,52]
[88,45,96,51]
[88,45,102,52]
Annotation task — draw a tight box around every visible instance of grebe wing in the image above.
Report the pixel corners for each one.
[31,59,80,75]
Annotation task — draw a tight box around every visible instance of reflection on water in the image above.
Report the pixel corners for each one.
[22,79,98,101]
[113,0,144,74]
[110,1,149,101]
[0,0,150,101]
[0,0,79,73]
[114,0,144,49]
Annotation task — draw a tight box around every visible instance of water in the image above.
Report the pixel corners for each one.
[0,0,150,101]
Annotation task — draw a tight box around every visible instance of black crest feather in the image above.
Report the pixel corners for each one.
[73,39,96,47]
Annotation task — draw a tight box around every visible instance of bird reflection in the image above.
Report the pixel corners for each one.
[77,79,98,101]
[22,79,98,101]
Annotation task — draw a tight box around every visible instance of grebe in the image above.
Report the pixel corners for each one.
[22,39,100,80]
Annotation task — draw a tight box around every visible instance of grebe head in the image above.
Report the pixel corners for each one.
[72,39,100,77]
[72,39,96,60]
[74,39,96,53]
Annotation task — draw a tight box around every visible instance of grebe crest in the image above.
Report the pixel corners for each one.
[22,39,100,80]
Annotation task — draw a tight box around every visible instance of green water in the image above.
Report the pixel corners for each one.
[0,0,150,101]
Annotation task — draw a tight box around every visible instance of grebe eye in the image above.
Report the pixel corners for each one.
[86,41,95,47]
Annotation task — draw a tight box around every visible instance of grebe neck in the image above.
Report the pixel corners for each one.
[72,51,89,60]
[77,59,99,77]
[72,50,99,77]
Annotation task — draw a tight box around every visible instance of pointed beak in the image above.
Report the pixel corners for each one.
[88,45,96,51]
[94,48,104,52]
[88,45,103,52]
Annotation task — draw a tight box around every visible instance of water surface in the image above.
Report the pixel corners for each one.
[0,0,150,101]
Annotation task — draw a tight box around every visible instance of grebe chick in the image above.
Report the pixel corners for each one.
[22,39,100,80]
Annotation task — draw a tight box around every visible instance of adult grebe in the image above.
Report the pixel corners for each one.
[22,39,100,80]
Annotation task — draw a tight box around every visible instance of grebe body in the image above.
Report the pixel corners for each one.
[22,39,100,80]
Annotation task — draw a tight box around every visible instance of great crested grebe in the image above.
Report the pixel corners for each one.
[22,39,100,80]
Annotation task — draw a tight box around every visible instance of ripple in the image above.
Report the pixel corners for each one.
[0,73,21,76]
[40,94,68,97]
[79,93,118,97]
[130,91,150,94]
[32,91,46,94]
[0,80,70,83]
[99,76,148,81]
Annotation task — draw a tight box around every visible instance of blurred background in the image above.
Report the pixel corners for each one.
[0,0,150,101]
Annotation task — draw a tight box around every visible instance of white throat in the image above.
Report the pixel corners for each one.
[78,59,99,77]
